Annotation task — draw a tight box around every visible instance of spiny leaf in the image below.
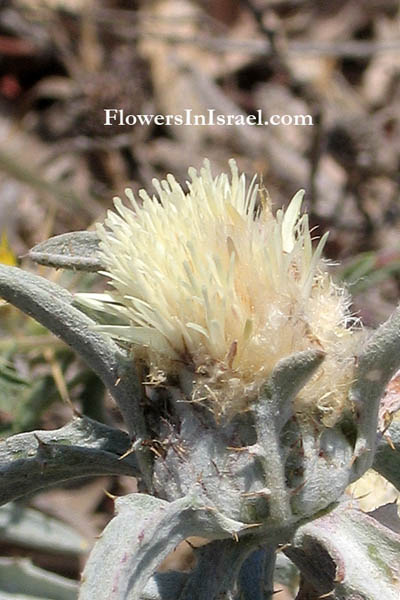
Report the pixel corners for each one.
[286,501,400,600]
[0,416,139,505]
[29,231,104,272]
[79,489,249,600]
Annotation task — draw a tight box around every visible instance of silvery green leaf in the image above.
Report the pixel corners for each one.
[0,503,87,556]
[79,489,249,600]
[0,416,139,506]
[0,265,146,441]
[289,426,353,517]
[250,350,326,524]
[29,232,103,272]
[350,305,400,481]
[286,502,400,600]
[260,349,325,429]
[0,557,77,600]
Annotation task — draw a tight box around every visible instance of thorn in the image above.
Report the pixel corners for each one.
[34,433,47,448]
[103,489,118,501]
[149,445,163,458]
[349,454,357,467]
[384,433,395,450]
[318,590,335,598]
[34,434,50,473]
[350,445,371,467]
[242,522,263,531]
[202,505,216,512]
[276,543,291,552]
[210,459,220,475]
[119,444,136,461]
[34,433,53,456]
[290,480,306,495]
[115,377,121,386]
[241,487,271,499]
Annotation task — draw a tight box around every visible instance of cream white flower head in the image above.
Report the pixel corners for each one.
[81,160,358,421]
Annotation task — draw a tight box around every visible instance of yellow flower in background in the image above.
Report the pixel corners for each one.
[80,160,359,420]
[0,232,17,267]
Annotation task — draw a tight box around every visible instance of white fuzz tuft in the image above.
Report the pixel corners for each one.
[80,160,360,421]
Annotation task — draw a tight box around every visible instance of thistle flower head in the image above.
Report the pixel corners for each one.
[83,160,358,421]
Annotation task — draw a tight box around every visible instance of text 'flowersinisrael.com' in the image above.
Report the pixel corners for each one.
[104,108,313,127]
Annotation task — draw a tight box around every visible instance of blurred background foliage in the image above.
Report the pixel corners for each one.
[0,0,399,597]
